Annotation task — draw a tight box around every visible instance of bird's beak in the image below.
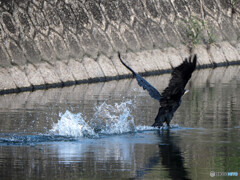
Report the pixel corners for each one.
[184,90,189,96]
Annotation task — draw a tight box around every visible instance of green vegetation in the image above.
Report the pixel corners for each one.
[203,23,217,47]
[232,0,237,14]
[182,16,202,47]
[180,16,217,50]
[232,0,237,7]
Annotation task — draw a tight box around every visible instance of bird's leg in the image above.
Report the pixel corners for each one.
[152,107,164,127]
[166,122,170,127]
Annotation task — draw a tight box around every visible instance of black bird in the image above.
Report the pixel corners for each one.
[118,52,197,127]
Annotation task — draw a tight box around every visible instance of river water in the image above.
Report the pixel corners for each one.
[0,66,240,179]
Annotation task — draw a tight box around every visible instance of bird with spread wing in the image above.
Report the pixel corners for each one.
[118,52,197,127]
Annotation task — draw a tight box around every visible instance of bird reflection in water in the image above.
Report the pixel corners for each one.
[136,129,190,180]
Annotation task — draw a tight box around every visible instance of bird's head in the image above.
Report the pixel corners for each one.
[183,89,189,96]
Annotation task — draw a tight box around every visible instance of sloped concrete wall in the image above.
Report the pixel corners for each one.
[0,0,240,94]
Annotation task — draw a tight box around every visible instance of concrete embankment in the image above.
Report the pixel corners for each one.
[0,0,240,94]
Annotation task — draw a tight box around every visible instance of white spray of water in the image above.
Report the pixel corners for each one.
[50,100,157,138]
[91,100,135,134]
[50,110,97,137]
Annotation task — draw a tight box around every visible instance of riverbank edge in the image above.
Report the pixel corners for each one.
[0,41,239,95]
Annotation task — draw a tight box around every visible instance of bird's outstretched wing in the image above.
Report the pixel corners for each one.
[118,52,162,101]
[160,55,197,107]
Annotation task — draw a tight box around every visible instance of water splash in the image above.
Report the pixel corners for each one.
[0,100,185,145]
[50,110,97,137]
[49,100,185,138]
[91,100,135,134]
[136,126,158,131]
[0,134,77,145]
[50,100,143,137]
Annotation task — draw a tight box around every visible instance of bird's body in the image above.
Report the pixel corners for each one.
[118,52,197,127]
